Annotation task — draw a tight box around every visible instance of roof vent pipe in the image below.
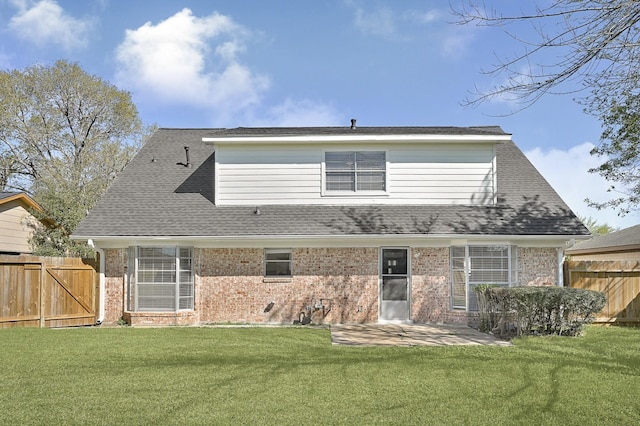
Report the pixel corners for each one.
[184,146,191,168]
[350,118,357,129]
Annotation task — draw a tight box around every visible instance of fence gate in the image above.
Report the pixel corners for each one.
[0,255,98,328]
[564,260,640,324]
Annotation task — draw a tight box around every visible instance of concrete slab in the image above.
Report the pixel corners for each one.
[330,323,512,347]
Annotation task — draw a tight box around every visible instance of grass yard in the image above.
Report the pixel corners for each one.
[1,325,639,425]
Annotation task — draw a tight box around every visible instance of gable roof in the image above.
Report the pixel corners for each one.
[0,192,42,211]
[72,127,589,241]
[566,224,640,255]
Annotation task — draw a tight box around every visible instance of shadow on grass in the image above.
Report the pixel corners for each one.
[499,328,640,423]
[2,326,639,424]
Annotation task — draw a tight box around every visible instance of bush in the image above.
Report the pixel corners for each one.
[474,286,606,338]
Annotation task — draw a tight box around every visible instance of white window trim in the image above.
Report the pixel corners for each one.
[132,246,194,312]
[450,245,519,312]
[379,247,411,317]
[321,149,389,197]
[264,248,292,278]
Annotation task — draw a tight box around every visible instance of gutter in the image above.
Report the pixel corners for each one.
[73,232,592,243]
[88,239,105,325]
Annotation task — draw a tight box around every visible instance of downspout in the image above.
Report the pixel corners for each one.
[88,239,105,325]
[557,248,564,287]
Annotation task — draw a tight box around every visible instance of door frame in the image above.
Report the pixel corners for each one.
[379,247,411,323]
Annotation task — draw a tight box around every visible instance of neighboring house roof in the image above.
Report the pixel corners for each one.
[566,224,640,255]
[72,127,589,240]
[0,192,42,211]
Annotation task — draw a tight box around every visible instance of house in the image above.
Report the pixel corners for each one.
[0,192,44,255]
[72,125,590,326]
[565,224,640,261]
[564,225,640,323]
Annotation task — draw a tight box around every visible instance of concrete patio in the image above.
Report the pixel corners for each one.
[330,323,512,347]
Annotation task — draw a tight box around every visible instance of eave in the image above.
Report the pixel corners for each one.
[0,193,43,211]
[76,233,590,250]
[202,134,512,145]
[566,244,640,256]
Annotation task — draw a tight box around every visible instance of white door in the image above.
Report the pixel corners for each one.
[380,248,410,321]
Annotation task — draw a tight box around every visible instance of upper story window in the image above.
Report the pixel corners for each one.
[325,151,386,192]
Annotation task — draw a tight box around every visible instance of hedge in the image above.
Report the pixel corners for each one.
[474,285,606,337]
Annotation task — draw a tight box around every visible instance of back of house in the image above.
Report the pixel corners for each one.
[72,124,590,326]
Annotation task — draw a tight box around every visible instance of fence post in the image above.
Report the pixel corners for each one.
[39,260,45,328]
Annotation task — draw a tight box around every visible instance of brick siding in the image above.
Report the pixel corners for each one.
[196,248,379,324]
[103,248,127,325]
[101,245,561,326]
[519,247,559,286]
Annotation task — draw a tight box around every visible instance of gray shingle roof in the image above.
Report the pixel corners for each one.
[202,125,510,138]
[0,192,20,200]
[72,127,589,239]
[566,224,640,254]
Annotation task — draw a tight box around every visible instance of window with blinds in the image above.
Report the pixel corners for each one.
[325,151,386,192]
[134,247,194,312]
[450,245,519,311]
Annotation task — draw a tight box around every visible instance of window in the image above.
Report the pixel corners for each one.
[325,151,386,192]
[131,247,193,312]
[265,249,292,277]
[451,245,518,311]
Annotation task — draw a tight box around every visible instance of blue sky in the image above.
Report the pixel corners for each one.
[1,0,637,229]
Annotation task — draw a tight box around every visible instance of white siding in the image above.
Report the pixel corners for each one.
[217,145,322,203]
[388,144,495,205]
[216,143,496,206]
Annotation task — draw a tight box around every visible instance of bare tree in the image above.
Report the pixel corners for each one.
[454,1,640,112]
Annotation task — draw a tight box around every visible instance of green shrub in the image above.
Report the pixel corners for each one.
[474,286,606,338]
[474,284,502,333]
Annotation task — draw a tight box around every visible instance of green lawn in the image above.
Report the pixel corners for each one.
[1,326,638,425]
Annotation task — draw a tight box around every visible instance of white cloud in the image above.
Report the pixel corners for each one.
[525,143,640,230]
[352,5,396,37]
[114,8,269,120]
[248,98,341,127]
[404,9,442,24]
[476,65,536,106]
[8,0,91,50]
[439,25,477,58]
[347,3,473,58]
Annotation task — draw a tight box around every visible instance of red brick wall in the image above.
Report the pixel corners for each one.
[100,245,560,326]
[196,248,379,324]
[411,248,450,323]
[103,248,127,325]
[519,247,558,286]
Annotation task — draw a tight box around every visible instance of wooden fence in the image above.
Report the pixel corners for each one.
[0,254,98,328]
[564,260,640,324]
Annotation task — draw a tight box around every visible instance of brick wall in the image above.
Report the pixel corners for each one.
[100,245,561,326]
[411,248,451,323]
[519,247,558,286]
[103,248,127,325]
[196,248,379,324]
